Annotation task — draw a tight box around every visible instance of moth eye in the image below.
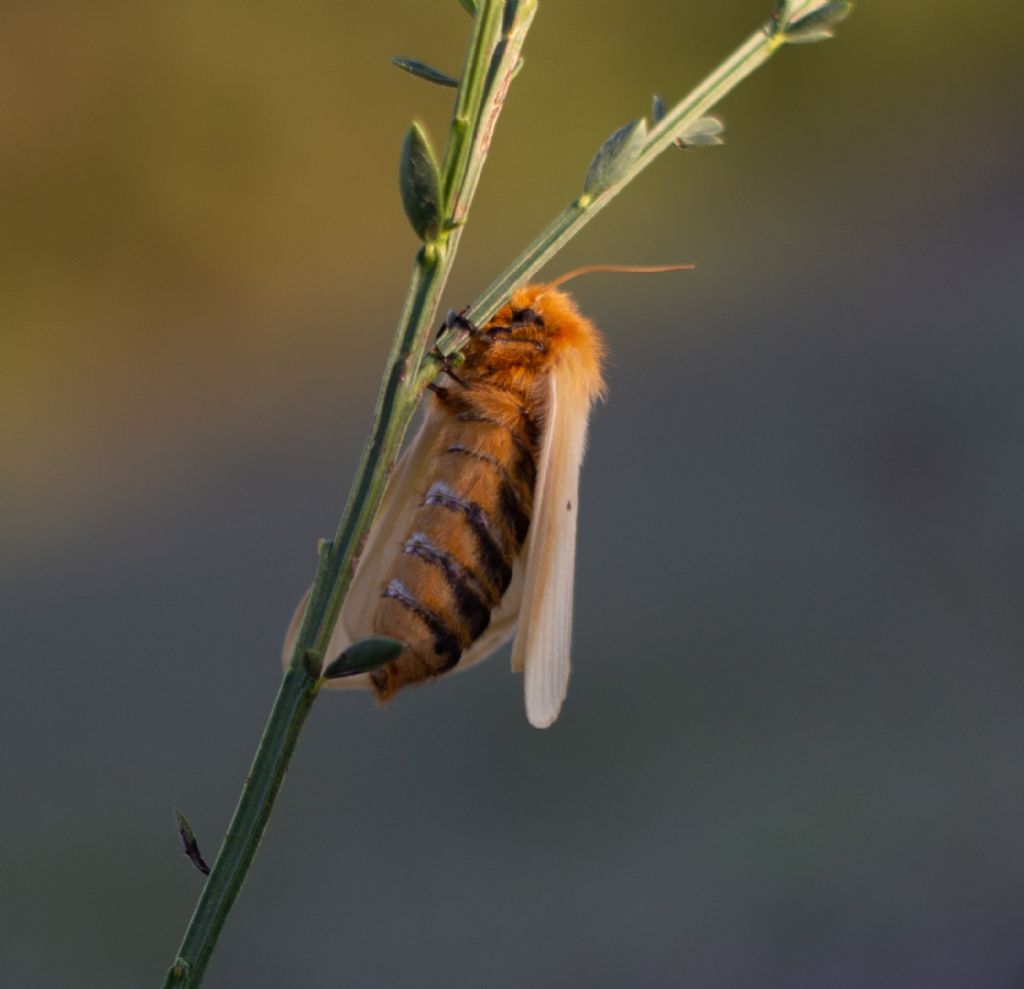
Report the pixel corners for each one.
[510,307,543,326]
[487,307,545,337]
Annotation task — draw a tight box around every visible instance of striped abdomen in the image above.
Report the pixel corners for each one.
[369,403,538,698]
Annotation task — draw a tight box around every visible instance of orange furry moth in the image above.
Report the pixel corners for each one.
[284,265,690,727]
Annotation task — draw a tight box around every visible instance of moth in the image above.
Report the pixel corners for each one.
[284,266,685,727]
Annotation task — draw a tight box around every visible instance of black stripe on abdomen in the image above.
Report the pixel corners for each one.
[383,578,462,671]
[424,481,513,593]
[454,411,538,486]
[444,445,532,546]
[498,479,530,545]
[403,532,492,640]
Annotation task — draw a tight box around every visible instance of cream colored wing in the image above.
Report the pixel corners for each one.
[511,357,597,728]
[281,407,444,689]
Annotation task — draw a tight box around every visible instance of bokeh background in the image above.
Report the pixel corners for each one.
[4,1,1024,986]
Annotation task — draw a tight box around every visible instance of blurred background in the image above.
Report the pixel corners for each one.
[4,1,1024,985]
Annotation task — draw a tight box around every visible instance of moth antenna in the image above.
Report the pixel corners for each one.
[545,263,694,290]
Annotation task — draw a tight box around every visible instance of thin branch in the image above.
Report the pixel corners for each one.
[426,0,851,375]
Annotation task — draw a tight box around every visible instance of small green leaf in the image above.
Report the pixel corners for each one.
[583,118,648,197]
[785,28,838,43]
[173,808,192,838]
[678,115,725,148]
[786,0,852,40]
[458,0,477,13]
[651,94,666,124]
[323,636,408,679]
[399,123,442,242]
[391,57,459,88]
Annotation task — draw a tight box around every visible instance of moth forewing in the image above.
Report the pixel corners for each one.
[331,410,446,684]
[512,351,600,727]
[280,410,444,689]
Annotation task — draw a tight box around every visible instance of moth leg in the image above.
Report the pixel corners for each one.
[428,347,468,387]
[442,306,481,337]
[434,306,480,342]
[429,306,479,387]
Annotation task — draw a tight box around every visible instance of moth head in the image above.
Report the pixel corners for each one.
[495,284,603,364]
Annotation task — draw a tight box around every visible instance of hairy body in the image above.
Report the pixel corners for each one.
[369,285,605,699]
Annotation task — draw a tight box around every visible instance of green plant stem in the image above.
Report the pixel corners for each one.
[160,4,534,986]
[162,669,319,989]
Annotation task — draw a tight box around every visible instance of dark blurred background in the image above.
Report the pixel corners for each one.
[4,1,1024,986]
